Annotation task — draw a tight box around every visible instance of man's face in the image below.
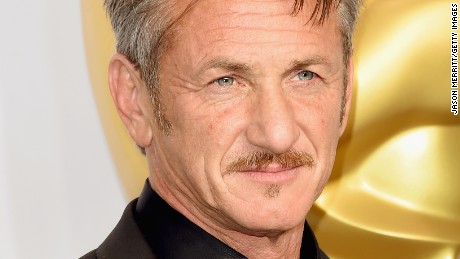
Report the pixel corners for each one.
[147,0,351,234]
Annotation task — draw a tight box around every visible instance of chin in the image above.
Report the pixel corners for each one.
[213,165,319,233]
[220,191,313,235]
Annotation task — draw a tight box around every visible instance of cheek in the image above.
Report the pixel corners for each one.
[296,95,340,128]
[170,94,249,166]
[205,107,236,131]
[294,92,343,154]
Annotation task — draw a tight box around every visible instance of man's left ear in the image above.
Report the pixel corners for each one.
[108,54,153,148]
[339,56,354,136]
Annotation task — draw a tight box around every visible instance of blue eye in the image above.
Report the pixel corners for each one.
[214,77,235,87]
[296,70,314,80]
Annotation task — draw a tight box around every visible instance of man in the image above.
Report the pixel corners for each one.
[82,0,361,258]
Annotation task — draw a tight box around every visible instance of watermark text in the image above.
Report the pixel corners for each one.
[452,3,458,115]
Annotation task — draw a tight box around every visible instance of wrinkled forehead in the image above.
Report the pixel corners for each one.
[171,0,338,33]
[167,0,341,51]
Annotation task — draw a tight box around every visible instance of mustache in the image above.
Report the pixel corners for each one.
[225,150,315,173]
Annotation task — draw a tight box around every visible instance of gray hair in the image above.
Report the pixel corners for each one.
[104,0,362,133]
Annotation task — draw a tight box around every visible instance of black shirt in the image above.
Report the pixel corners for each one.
[135,181,328,259]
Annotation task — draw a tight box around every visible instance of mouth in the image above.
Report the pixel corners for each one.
[231,164,304,184]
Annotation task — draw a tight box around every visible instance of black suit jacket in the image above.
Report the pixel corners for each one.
[80,199,156,259]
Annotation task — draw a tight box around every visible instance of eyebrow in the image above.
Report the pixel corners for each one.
[290,56,331,68]
[198,55,333,78]
[286,56,332,74]
[198,57,256,77]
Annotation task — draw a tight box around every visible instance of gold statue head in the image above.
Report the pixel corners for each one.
[309,0,460,258]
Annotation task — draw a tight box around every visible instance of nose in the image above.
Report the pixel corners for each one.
[246,84,300,154]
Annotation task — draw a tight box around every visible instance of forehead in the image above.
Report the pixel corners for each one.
[169,0,342,68]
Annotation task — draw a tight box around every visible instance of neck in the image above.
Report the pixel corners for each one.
[214,224,305,259]
[181,202,305,259]
[151,179,305,259]
[148,164,308,258]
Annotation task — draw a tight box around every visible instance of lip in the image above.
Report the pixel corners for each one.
[235,165,303,184]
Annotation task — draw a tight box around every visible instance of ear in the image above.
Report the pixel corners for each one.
[108,53,153,148]
[339,55,354,136]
